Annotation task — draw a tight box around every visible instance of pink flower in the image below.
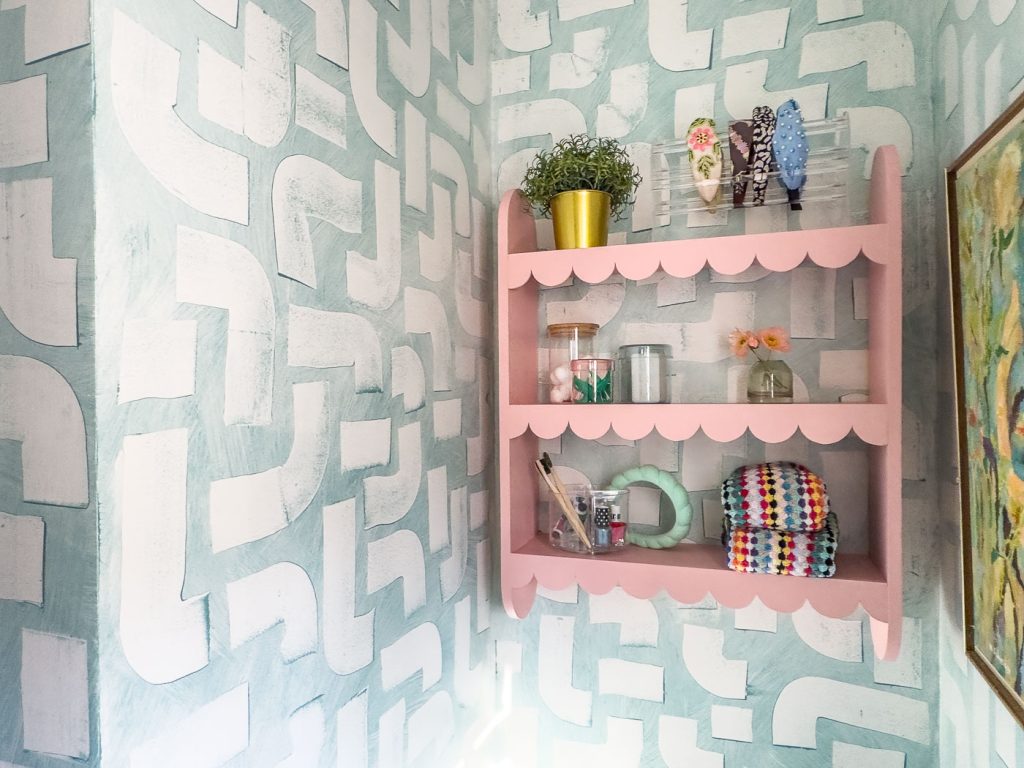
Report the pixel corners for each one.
[758,327,791,353]
[688,126,715,153]
[728,329,758,358]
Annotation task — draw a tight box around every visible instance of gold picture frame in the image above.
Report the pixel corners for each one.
[948,90,1024,725]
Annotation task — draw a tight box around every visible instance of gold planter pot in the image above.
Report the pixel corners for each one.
[550,190,611,249]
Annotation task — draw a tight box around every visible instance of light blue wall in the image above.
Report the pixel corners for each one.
[91,0,493,764]
[0,2,97,765]
[489,2,943,765]
[934,2,1024,766]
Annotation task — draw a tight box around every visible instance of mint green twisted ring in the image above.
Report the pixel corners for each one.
[608,464,692,549]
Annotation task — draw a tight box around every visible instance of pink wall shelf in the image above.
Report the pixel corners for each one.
[496,146,903,660]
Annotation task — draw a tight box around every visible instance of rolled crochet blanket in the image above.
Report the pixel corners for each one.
[721,461,830,533]
[723,512,838,577]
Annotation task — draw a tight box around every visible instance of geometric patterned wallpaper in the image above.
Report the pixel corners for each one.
[4,0,1022,765]
[489,2,940,766]
[0,1,96,764]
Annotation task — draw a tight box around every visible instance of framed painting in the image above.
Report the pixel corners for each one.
[948,91,1024,724]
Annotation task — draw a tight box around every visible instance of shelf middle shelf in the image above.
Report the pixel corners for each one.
[504,402,891,445]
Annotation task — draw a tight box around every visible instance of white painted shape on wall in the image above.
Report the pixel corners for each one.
[682,625,747,698]
[646,275,696,307]
[405,287,453,391]
[430,134,471,235]
[990,0,1017,23]
[995,700,1018,767]
[272,154,361,288]
[627,484,661,526]
[816,0,863,23]
[680,292,755,362]
[549,28,607,90]
[0,75,46,168]
[700,498,722,542]
[470,490,488,530]
[832,742,905,768]
[456,0,488,104]
[538,584,579,603]
[792,604,863,662]
[821,450,868,552]
[194,0,238,26]
[209,382,331,551]
[323,500,374,675]
[432,0,450,56]
[873,617,922,688]
[119,429,208,684]
[658,716,723,768]
[734,598,778,632]
[349,0,397,155]
[724,59,828,120]
[287,304,383,392]
[404,101,428,212]
[467,356,492,476]
[336,692,368,768]
[348,160,402,310]
[589,588,659,646]
[673,83,715,140]
[436,83,471,139]
[596,64,649,138]
[773,677,930,747]
[440,486,469,599]
[710,705,753,742]
[941,26,960,119]
[176,226,274,425]
[0,178,77,346]
[392,346,426,411]
[386,0,430,96]
[0,511,43,604]
[118,319,197,403]
[497,0,551,52]
[800,22,915,91]
[539,615,592,725]
[598,659,664,701]
[111,11,248,223]
[628,142,669,232]
[790,267,837,339]
[340,418,392,471]
[985,43,1004,128]
[226,562,318,662]
[239,4,291,146]
[819,349,869,391]
[497,98,587,143]
[367,528,426,616]
[433,398,462,439]
[853,276,869,320]
[295,65,346,147]
[21,630,88,759]
[970,658,992,768]
[721,8,789,58]
[0,356,87,506]
[275,698,324,768]
[299,0,347,67]
[381,622,442,691]
[956,0,980,18]
[378,700,406,768]
[839,107,913,178]
[130,684,249,767]
[364,422,423,526]
[648,0,711,71]
[493,56,530,95]
[420,185,453,281]
[2,0,89,62]
[454,596,487,705]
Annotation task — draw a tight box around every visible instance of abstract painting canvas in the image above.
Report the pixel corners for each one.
[948,92,1024,725]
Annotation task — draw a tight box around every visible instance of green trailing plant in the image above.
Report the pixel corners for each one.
[521,134,642,220]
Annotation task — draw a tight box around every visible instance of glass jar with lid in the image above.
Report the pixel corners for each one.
[545,322,599,403]
[617,344,671,403]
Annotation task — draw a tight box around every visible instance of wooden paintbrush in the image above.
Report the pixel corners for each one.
[534,458,592,551]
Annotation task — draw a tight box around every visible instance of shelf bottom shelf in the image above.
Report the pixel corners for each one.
[505,534,888,618]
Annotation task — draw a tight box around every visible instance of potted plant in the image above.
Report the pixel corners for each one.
[521,134,642,249]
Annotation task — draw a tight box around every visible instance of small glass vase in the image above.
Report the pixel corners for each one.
[747,359,793,403]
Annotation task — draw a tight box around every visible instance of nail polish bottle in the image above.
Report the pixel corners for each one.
[594,501,611,549]
[610,504,626,547]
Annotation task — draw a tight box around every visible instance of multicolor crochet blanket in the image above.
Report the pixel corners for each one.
[721,461,830,533]
[723,512,838,577]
